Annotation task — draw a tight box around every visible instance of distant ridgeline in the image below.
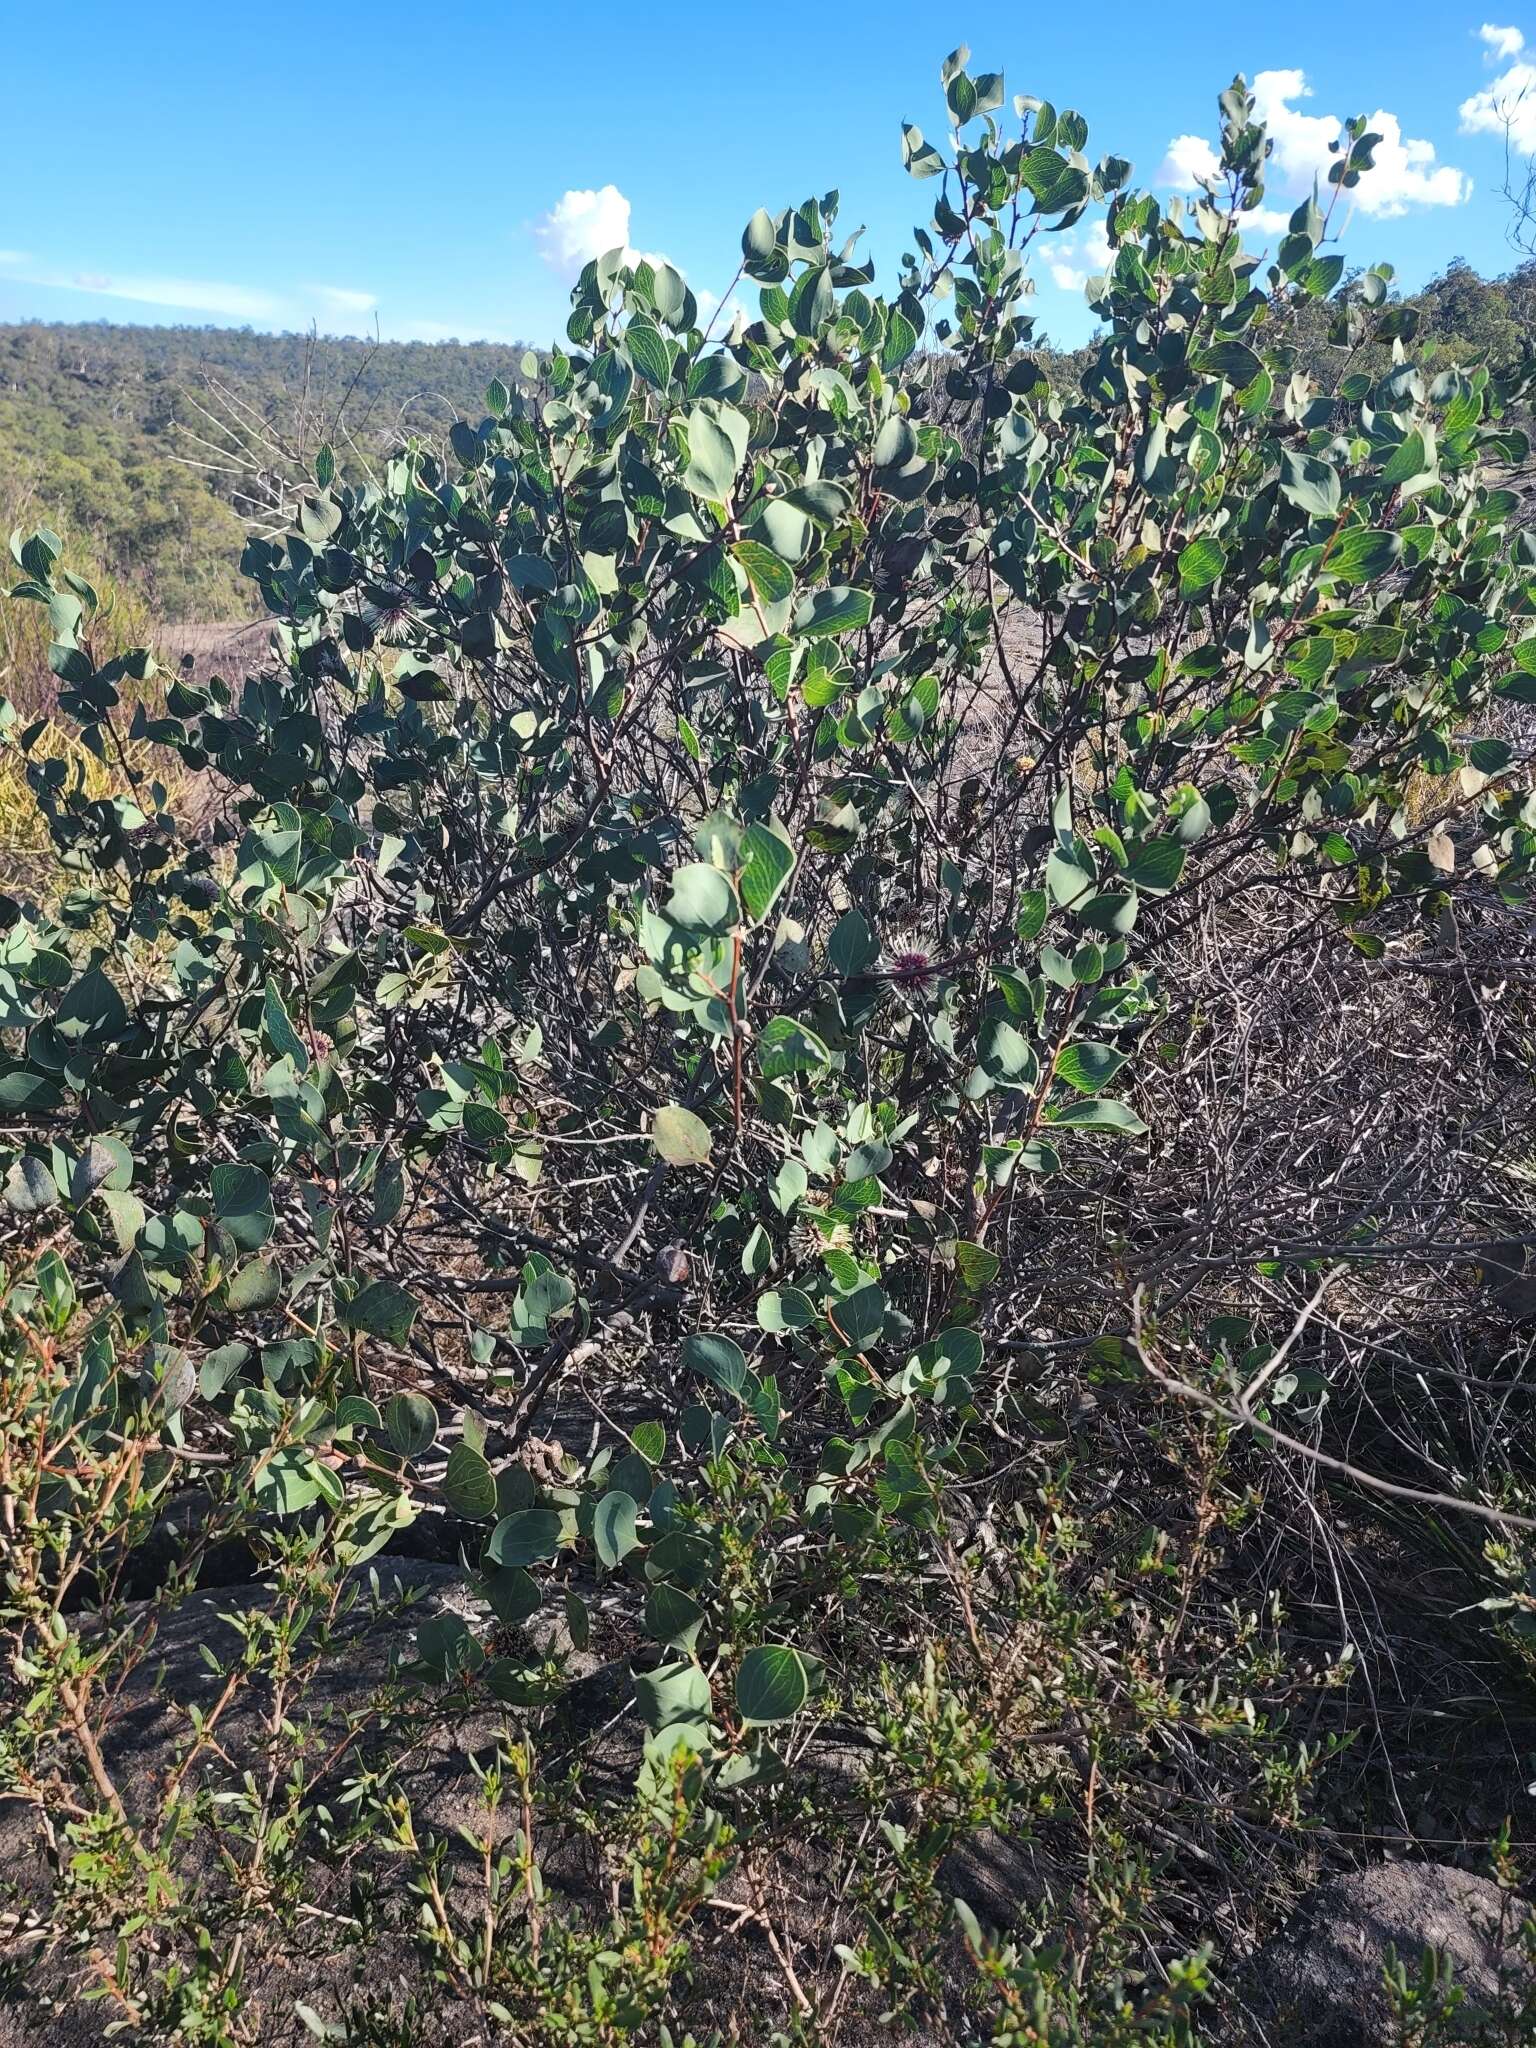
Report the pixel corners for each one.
[0,321,539,620]
[0,253,1531,622]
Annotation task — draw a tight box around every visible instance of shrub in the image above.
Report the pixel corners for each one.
[1,49,1534,2045]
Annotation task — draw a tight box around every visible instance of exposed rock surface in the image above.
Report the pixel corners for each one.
[1244,1860,1530,2045]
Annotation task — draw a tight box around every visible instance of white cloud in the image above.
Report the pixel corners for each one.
[34,270,280,318]
[1159,134,1222,188]
[1462,57,1536,153]
[314,285,376,316]
[1154,142,1294,235]
[1044,218,1112,291]
[1351,108,1474,213]
[1480,22,1525,59]
[1159,69,1470,222]
[1248,68,1342,188]
[1254,69,1471,217]
[3,261,408,335]
[1240,206,1294,235]
[536,184,634,272]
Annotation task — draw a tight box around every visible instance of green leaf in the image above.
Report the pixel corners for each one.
[1055,1042,1127,1092]
[757,1287,816,1333]
[481,1565,542,1627]
[742,206,778,262]
[1121,838,1186,892]
[736,1644,809,1724]
[783,479,852,526]
[485,1508,562,1567]
[955,1241,1001,1290]
[445,1442,497,1520]
[794,586,872,638]
[829,909,878,976]
[873,416,916,469]
[741,1222,772,1278]
[901,122,946,179]
[263,978,309,1073]
[681,1331,749,1397]
[683,403,748,503]
[653,1104,712,1167]
[632,1420,666,1464]
[4,1155,58,1215]
[644,1582,705,1648]
[226,1259,280,1312]
[1177,537,1226,596]
[882,309,918,370]
[1279,449,1341,519]
[758,1015,831,1080]
[1328,527,1401,584]
[1191,340,1262,388]
[211,1162,274,1253]
[0,1072,61,1113]
[69,1137,132,1203]
[627,319,672,389]
[739,822,795,922]
[1080,890,1138,936]
[731,540,794,606]
[1047,1097,1147,1135]
[386,1391,438,1458]
[1380,430,1430,489]
[635,1657,712,1741]
[344,1279,420,1344]
[666,862,738,933]
[830,1282,886,1349]
[594,1491,640,1568]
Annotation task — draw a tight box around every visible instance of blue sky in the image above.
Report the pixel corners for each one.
[2,2,1533,350]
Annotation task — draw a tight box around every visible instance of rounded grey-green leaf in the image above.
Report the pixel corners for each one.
[665,862,738,934]
[757,1287,816,1333]
[70,1136,132,1203]
[5,1155,58,1215]
[742,207,777,261]
[793,586,873,639]
[226,1259,281,1312]
[385,1391,438,1459]
[681,1332,749,1396]
[1079,890,1138,936]
[445,1442,497,1520]
[1055,1042,1127,1092]
[644,1581,706,1648]
[210,1161,275,1253]
[873,414,917,470]
[736,1644,809,1724]
[653,1103,712,1167]
[593,1490,640,1569]
[343,1277,420,1343]
[484,1508,562,1568]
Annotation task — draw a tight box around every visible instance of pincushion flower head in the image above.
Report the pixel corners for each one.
[886,945,937,991]
[359,586,414,645]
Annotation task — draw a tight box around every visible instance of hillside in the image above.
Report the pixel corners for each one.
[0,321,536,620]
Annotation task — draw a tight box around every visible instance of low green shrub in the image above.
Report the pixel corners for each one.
[2,47,1534,2044]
